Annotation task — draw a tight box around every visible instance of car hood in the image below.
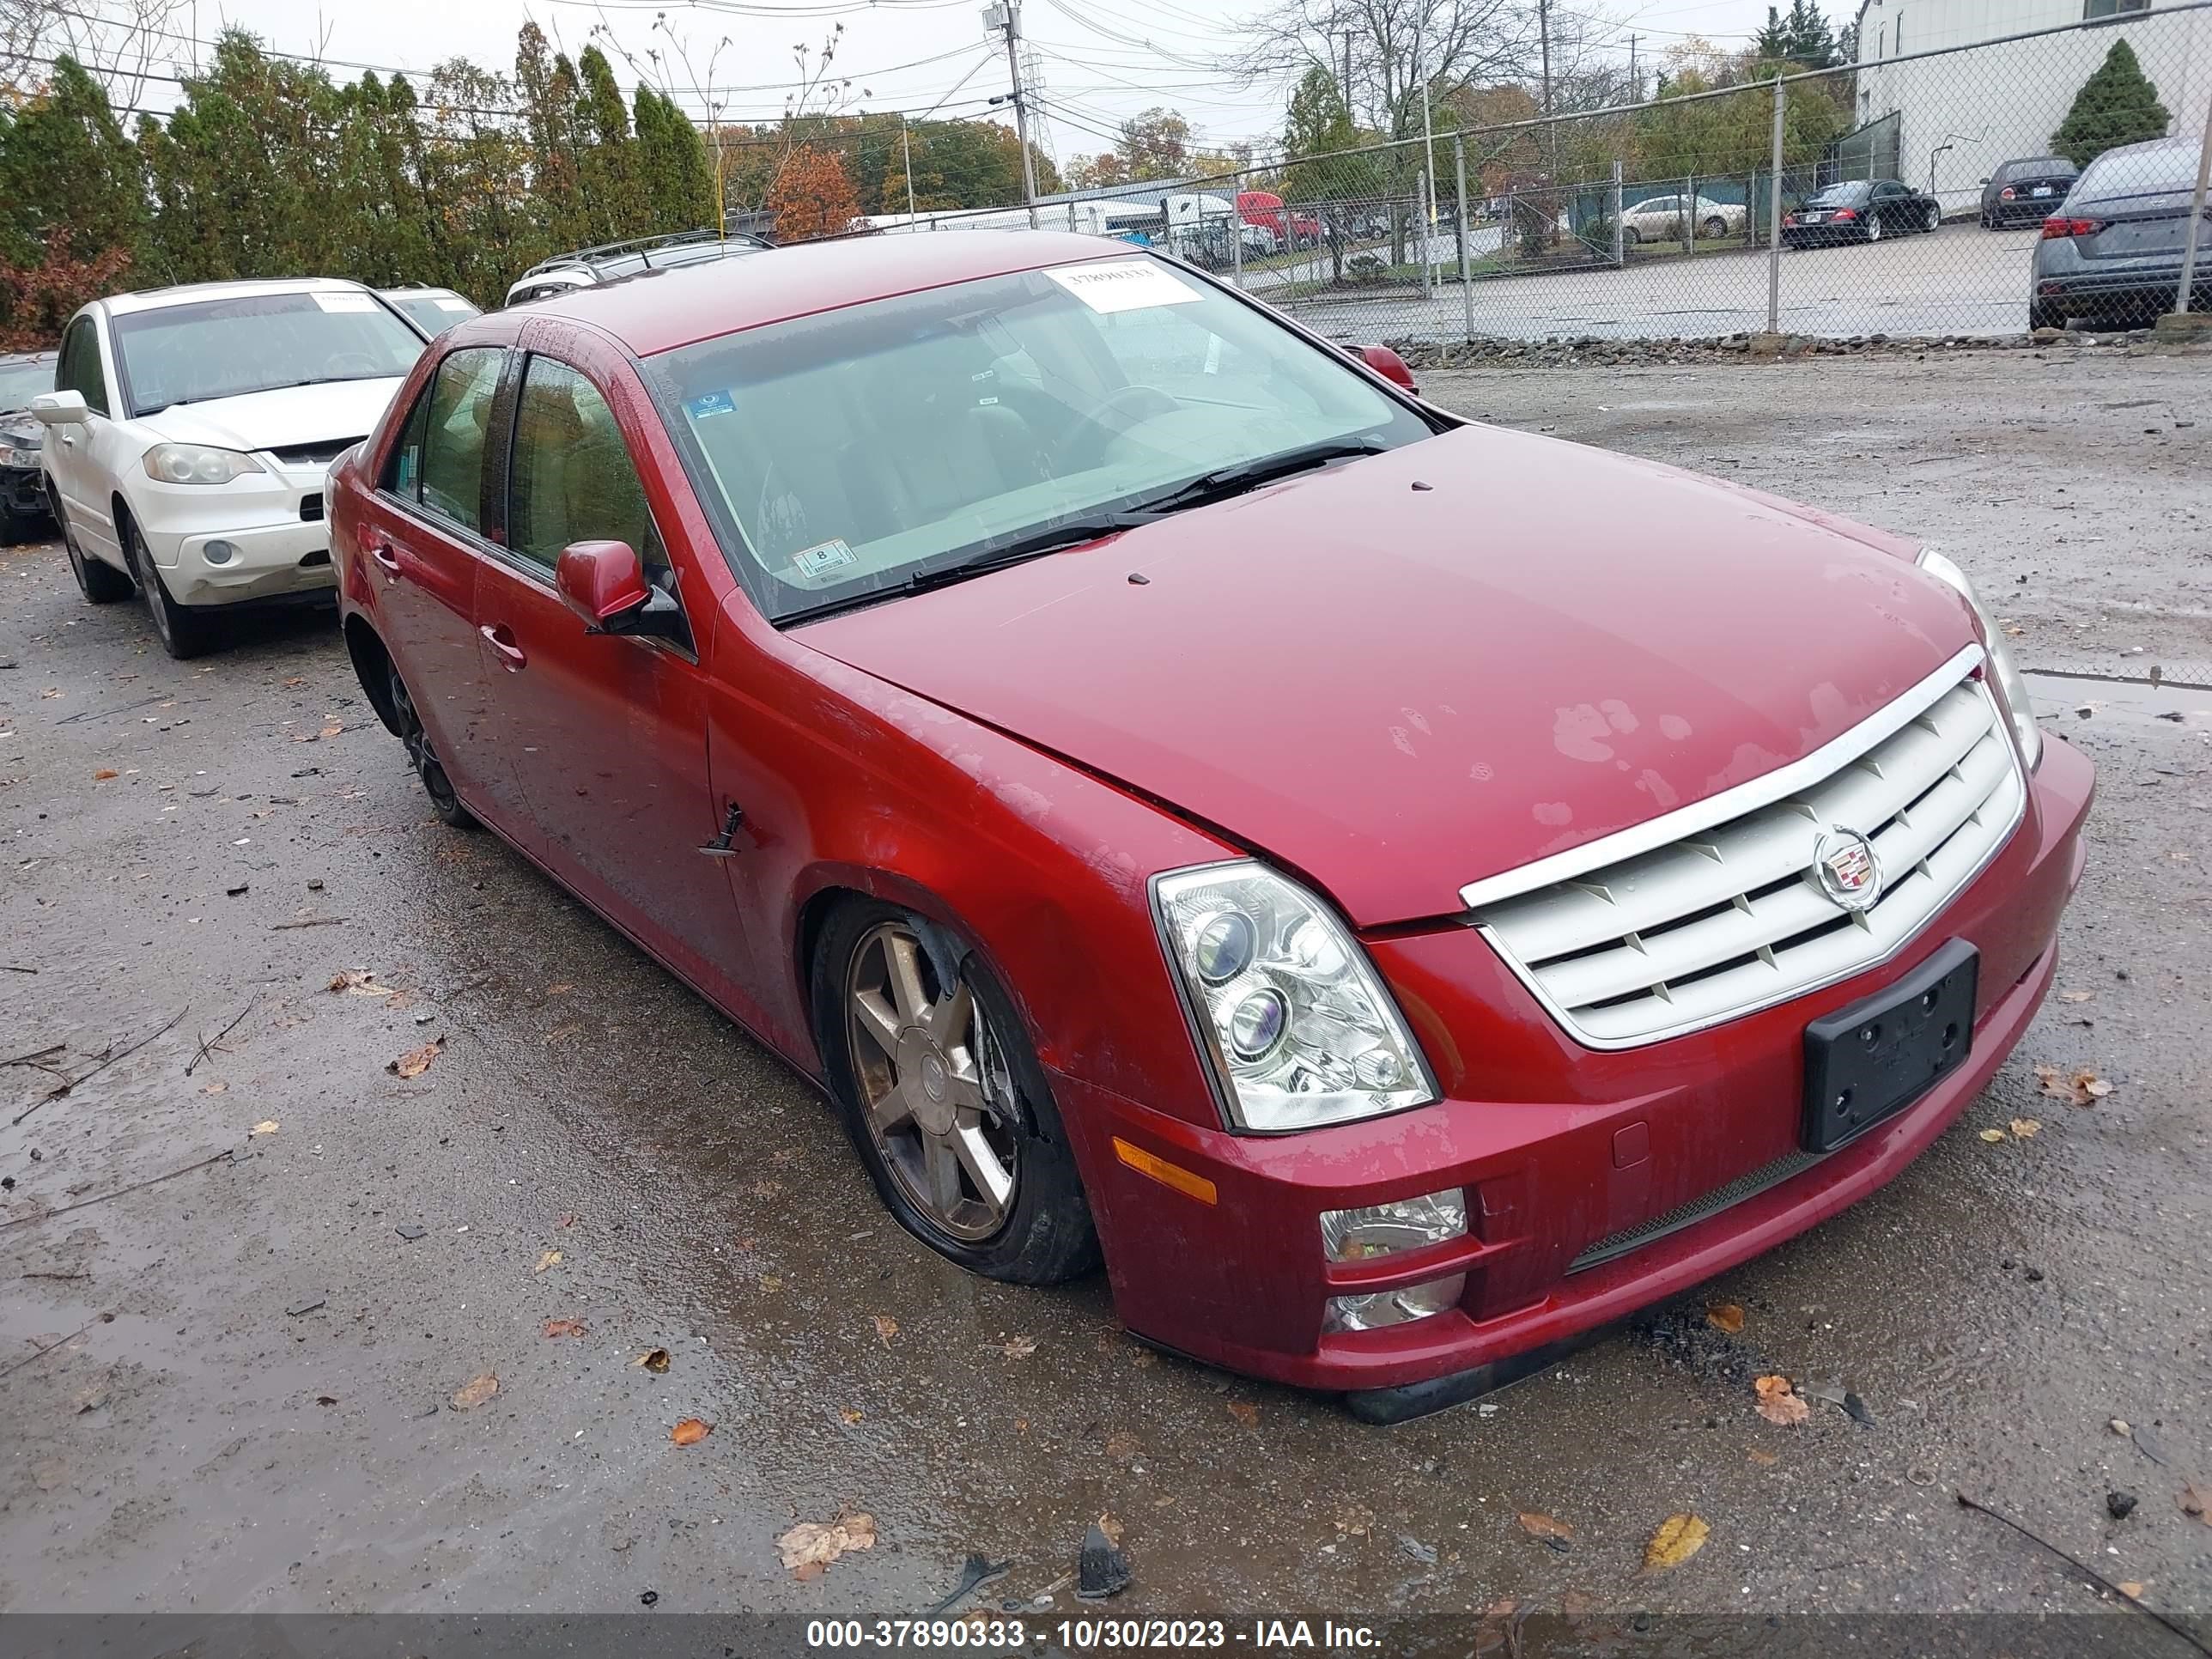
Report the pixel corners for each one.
[137,377,408,454]
[795,425,1978,927]
[0,412,41,450]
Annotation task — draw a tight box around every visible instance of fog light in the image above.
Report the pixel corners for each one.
[1324,1273,1467,1334]
[1320,1188,1467,1262]
[203,539,238,566]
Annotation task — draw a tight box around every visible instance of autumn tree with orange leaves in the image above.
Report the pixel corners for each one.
[767,144,860,242]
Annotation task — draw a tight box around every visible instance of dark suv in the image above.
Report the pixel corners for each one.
[2030,137,2209,331]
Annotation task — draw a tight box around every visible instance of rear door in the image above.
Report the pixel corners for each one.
[471,327,740,988]
[358,343,507,815]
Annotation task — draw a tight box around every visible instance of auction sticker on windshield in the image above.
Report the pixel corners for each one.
[313,291,379,313]
[1045,259,1201,315]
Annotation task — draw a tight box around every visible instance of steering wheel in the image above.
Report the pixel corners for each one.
[324,352,385,379]
[1066,383,1182,468]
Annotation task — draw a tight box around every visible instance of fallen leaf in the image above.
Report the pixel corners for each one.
[1227,1401,1260,1427]
[1747,1448,1779,1467]
[330,969,394,997]
[872,1315,898,1346]
[1516,1511,1575,1540]
[73,1373,111,1414]
[2182,1480,2209,1522]
[671,1417,713,1446]
[93,769,118,781]
[839,1407,863,1425]
[2119,1583,2145,1600]
[2010,1117,2041,1139]
[387,1037,441,1078]
[1334,1503,1374,1536]
[1001,1335,1037,1359]
[32,1457,65,1492]
[547,981,574,994]
[1640,1512,1710,1573]
[777,1513,877,1575]
[203,1082,228,1096]
[557,1213,578,1228]
[2078,1072,2114,1101]
[1096,1511,1125,1546]
[1104,1431,1141,1460]
[315,1394,338,1406]
[2058,990,2094,1004]
[450,1372,498,1410]
[634,1347,671,1372]
[2036,1062,2114,1106]
[758,1273,783,1292]
[1706,1302,1745,1334]
[542,1318,586,1339]
[1979,1127,2008,1143]
[250,1119,278,1135]
[319,721,343,738]
[532,1250,562,1273]
[1754,1375,1811,1426]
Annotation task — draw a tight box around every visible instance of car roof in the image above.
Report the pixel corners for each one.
[103,276,380,318]
[382,285,467,301]
[507,230,1146,356]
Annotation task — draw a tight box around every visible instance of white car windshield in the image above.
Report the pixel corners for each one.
[0,360,52,412]
[649,256,1433,623]
[113,290,424,417]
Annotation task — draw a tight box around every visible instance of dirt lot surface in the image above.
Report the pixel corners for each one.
[2,349,2208,1631]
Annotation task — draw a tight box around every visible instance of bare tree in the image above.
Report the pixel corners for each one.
[1231,0,1539,138]
[0,0,191,111]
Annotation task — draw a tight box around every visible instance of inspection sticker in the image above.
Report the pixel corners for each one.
[1044,259,1201,315]
[686,390,737,420]
[793,538,857,580]
[312,291,379,313]
[434,297,474,313]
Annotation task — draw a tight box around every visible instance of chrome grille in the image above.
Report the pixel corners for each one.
[1470,650,2024,1048]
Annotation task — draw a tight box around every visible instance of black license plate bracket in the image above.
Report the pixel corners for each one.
[1802,939,1978,1153]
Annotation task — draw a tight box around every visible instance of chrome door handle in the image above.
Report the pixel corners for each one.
[369,543,400,578]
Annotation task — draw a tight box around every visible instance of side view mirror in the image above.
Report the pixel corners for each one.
[1356,343,1419,393]
[1978,177,1990,185]
[31,390,87,427]
[555,539,684,642]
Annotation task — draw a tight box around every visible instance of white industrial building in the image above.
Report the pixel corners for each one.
[1851,0,2212,209]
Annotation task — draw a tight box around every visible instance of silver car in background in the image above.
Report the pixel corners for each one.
[2030,136,2210,331]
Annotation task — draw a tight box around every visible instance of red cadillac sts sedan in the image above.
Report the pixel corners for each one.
[331,233,2092,1420]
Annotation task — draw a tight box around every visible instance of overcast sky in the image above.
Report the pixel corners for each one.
[145,0,1796,163]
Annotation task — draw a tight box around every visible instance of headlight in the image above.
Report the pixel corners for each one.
[1917,549,2041,769]
[0,444,40,468]
[1152,860,1437,1132]
[143,443,264,485]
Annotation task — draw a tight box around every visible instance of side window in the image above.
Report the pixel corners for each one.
[384,378,433,500]
[58,317,108,416]
[507,356,666,579]
[416,347,505,532]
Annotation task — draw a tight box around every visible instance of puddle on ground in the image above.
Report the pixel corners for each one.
[2027,670,2212,733]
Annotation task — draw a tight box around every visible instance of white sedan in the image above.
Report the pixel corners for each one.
[36,277,429,658]
[1620,193,1748,245]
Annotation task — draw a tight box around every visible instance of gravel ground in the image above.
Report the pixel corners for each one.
[1,348,2208,1631]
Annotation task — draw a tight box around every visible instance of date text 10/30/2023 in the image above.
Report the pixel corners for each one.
[804,1620,1381,1650]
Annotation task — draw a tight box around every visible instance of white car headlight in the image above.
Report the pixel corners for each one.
[1917,549,2041,769]
[0,444,40,468]
[143,443,264,485]
[1152,860,1437,1133]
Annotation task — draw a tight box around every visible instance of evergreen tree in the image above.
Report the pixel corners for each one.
[575,46,647,242]
[0,58,146,269]
[2051,40,2171,169]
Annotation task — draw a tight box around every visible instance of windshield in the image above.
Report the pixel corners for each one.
[0,359,52,412]
[649,257,1433,623]
[1803,183,1871,208]
[113,290,425,417]
[392,294,480,334]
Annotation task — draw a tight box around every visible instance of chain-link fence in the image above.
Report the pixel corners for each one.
[866,3,2212,347]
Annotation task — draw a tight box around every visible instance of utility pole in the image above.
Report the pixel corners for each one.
[1341,29,1354,112]
[985,2,1041,228]
[1628,35,1638,103]
[1539,0,1557,180]
[902,112,918,228]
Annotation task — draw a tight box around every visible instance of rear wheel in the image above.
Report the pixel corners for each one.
[1622,225,1641,247]
[125,520,219,659]
[2028,301,2066,333]
[815,902,1099,1285]
[1702,216,1726,240]
[1866,215,1884,244]
[387,661,473,828]
[1921,202,1940,233]
[56,497,132,603]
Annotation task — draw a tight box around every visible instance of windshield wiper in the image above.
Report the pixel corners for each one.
[781,512,1163,625]
[1131,435,1389,516]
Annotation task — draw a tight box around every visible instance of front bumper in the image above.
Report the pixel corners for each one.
[131,466,336,606]
[1059,733,2093,1402]
[0,463,48,518]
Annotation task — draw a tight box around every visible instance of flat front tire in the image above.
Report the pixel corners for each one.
[814,900,1099,1285]
[125,520,218,659]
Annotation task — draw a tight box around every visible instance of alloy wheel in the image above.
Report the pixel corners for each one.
[844,921,1019,1243]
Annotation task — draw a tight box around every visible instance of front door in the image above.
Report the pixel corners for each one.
[471,346,739,990]
[360,343,507,812]
[47,313,120,565]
